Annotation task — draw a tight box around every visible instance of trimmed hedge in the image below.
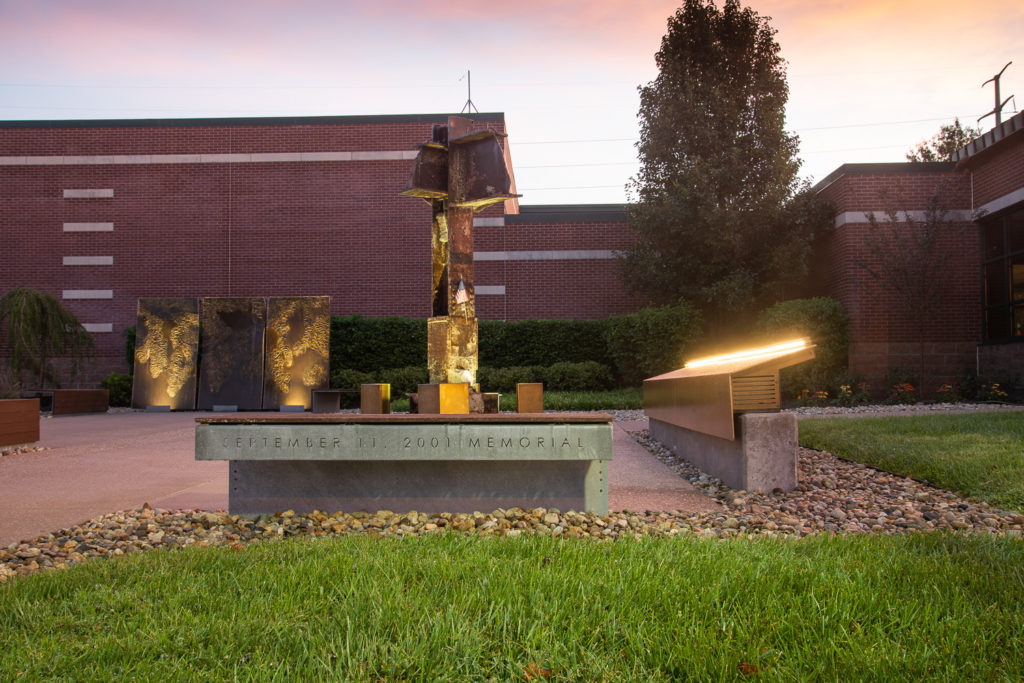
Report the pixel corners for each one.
[328,304,703,389]
[378,366,429,397]
[477,319,612,368]
[331,316,427,374]
[605,300,704,386]
[100,372,132,407]
[756,297,850,397]
[478,362,614,393]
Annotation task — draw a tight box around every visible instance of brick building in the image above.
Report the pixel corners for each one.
[0,113,644,383]
[1,110,1021,390]
[814,110,1024,391]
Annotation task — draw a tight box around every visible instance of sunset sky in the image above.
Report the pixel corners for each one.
[1,0,1020,205]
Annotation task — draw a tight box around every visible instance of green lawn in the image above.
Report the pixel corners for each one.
[2,533,1023,680]
[799,412,1024,511]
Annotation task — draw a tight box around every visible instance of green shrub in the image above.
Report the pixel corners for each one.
[478,319,612,368]
[542,361,614,392]
[477,366,546,393]
[330,368,375,390]
[377,366,429,397]
[604,300,703,386]
[330,316,427,375]
[100,373,132,407]
[757,297,850,398]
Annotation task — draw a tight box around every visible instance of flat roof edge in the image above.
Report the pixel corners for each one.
[508,204,628,223]
[813,161,956,194]
[0,112,506,129]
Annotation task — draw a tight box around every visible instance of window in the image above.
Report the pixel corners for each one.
[982,206,1024,342]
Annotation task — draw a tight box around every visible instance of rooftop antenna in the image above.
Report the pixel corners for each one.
[978,61,1014,127]
[459,70,478,114]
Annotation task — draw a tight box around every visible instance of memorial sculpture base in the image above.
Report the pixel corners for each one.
[196,413,613,515]
[648,412,798,492]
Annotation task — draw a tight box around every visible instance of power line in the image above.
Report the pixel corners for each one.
[517,161,638,169]
[519,185,625,191]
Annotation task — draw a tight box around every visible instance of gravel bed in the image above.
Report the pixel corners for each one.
[2,405,1023,583]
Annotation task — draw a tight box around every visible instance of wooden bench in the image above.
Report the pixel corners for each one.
[0,398,40,447]
[52,389,109,415]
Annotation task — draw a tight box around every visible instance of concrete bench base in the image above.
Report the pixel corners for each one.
[649,412,797,492]
[196,414,613,515]
[229,459,605,516]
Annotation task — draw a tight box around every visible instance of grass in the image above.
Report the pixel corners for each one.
[799,412,1024,511]
[386,387,643,413]
[2,533,1023,680]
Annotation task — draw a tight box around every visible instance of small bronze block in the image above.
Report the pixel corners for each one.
[517,383,543,413]
[360,384,391,415]
[417,384,440,414]
[417,383,469,414]
[482,393,500,413]
[311,390,341,414]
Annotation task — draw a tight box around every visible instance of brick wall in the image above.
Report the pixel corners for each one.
[969,136,1024,209]
[815,164,982,392]
[0,115,643,385]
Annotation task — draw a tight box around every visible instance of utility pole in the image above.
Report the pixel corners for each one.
[979,61,1014,127]
[460,71,478,114]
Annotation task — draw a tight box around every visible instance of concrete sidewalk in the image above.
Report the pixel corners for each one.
[0,411,718,546]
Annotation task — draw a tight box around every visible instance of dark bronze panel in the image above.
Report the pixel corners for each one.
[262,296,330,410]
[197,297,266,411]
[643,374,735,441]
[131,298,199,410]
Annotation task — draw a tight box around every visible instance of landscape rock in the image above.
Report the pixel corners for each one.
[1,406,1021,583]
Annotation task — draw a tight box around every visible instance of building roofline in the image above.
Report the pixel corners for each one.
[953,110,1024,166]
[508,204,628,223]
[813,161,956,194]
[0,112,506,129]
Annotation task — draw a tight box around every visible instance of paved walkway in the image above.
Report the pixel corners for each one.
[0,411,719,546]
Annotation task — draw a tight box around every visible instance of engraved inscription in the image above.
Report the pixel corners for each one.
[216,430,584,453]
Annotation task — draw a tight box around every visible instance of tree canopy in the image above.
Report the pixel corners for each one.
[906,118,980,162]
[622,0,831,335]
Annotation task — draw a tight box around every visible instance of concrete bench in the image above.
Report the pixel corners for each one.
[195,413,613,516]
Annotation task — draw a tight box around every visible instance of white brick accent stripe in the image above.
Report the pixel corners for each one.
[64,188,114,198]
[63,289,113,299]
[64,222,114,232]
[834,210,975,227]
[63,256,114,266]
[474,285,506,295]
[474,249,617,261]
[473,217,505,227]
[82,323,113,333]
[2,150,419,166]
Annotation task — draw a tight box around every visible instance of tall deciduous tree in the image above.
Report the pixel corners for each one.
[623,0,828,335]
[906,118,980,162]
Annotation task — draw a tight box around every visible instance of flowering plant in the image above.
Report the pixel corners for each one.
[833,382,871,407]
[888,382,918,404]
[980,382,1009,402]
[935,382,959,403]
[797,388,830,407]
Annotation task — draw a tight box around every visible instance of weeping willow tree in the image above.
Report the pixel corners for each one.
[0,288,95,390]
